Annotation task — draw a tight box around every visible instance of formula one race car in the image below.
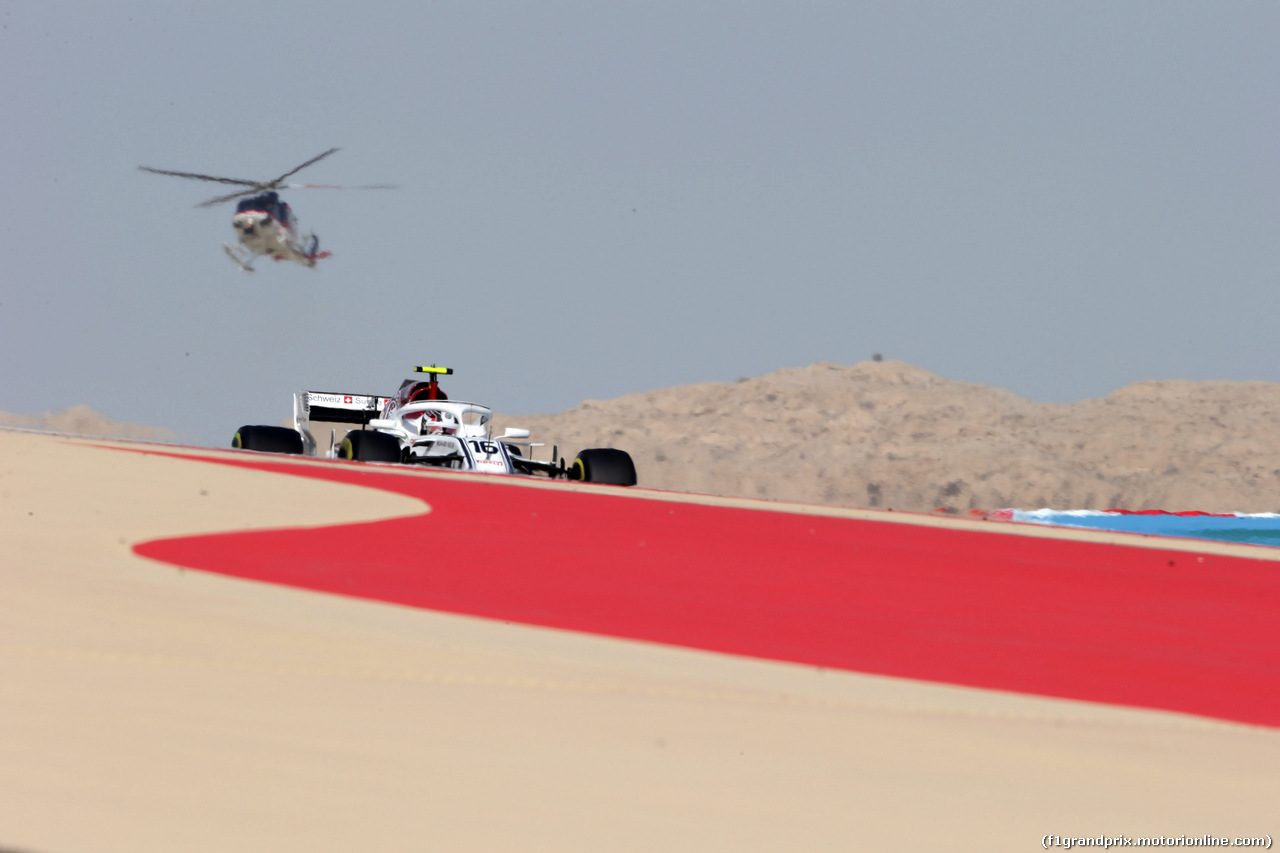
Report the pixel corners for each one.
[230,365,637,486]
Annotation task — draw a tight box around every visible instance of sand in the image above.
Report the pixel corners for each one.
[2,426,1277,853]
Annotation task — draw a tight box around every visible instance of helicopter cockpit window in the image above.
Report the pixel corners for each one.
[236,195,269,214]
[236,192,287,220]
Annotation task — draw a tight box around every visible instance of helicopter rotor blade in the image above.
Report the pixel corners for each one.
[137,166,258,187]
[196,187,262,208]
[270,147,341,186]
[280,183,399,191]
[144,147,374,207]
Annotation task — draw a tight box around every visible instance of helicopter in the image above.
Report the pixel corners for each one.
[138,147,393,272]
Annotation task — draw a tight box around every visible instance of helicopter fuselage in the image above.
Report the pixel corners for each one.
[228,192,327,269]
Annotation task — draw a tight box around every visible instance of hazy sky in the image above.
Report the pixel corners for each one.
[2,2,1277,447]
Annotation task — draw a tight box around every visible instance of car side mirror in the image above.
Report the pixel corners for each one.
[498,428,530,439]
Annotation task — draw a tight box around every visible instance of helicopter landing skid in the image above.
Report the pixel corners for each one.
[223,243,255,273]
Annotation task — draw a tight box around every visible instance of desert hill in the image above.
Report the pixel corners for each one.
[0,404,174,440]
[9,361,1280,513]
[493,360,1280,513]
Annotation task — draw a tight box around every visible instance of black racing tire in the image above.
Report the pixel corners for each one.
[339,429,403,463]
[232,425,304,454]
[570,448,637,486]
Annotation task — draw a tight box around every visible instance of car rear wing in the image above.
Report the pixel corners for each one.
[293,391,393,457]
[296,391,392,425]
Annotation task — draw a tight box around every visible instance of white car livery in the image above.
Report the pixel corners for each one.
[231,366,636,486]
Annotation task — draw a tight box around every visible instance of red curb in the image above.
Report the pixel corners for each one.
[132,450,1280,728]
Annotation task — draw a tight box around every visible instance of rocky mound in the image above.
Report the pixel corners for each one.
[493,360,1280,513]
